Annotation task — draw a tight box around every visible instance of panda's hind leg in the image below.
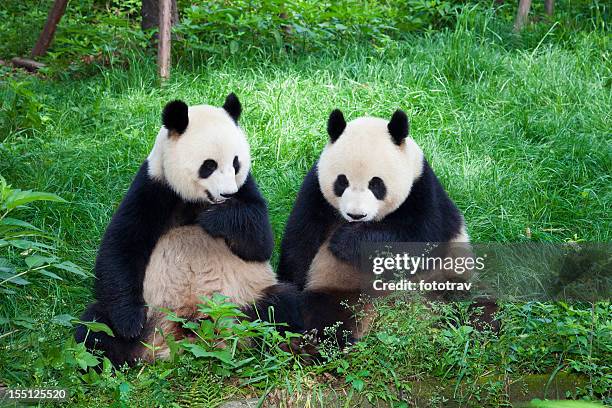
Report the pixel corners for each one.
[244,283,305,335]
[75,302,144,368]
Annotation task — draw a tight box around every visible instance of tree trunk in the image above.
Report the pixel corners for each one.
[544,0,554,17]
[158,0,172,80]
[514,0,532,31]
[31,0,68,57]
[142,0,178,31]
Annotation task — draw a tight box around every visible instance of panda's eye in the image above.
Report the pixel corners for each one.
[368,177,387,200]
[333,174,349,197]
[233,155,241,174]
[199,159,217,179]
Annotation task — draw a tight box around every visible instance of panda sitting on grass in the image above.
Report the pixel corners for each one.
[277,108,488,349]
[75,94,301,366]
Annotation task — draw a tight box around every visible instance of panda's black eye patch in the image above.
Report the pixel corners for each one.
[233,155,241,174]
[333,174,349,197]
[199,159,217,178]
[368,177,386,200]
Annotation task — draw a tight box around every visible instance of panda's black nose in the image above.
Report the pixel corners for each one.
[220,193,235,198]
[348,213,366,220]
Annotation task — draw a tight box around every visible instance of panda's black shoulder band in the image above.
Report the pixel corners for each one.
[91,161,180,338]
[276,164,338,288]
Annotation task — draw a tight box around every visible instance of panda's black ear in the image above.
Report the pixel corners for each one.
[388,109,409,145]
[327,109,346,143]
[223,92,241,123]
[162,100,189,135]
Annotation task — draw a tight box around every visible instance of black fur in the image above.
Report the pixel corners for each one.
[368,176,386,200]
[387,109,409,145]
[302,290,360,349]
[233,156,241,174]
[244,283,304,334]
[327,109,346,143]
[333,174,349,197]
[162,100,189,134]
[75,161,276,365]
[199,159,218,179]
[198,173,274,262]
[75,302,144,367]
[277,165,338,288]
[222,93,242,123]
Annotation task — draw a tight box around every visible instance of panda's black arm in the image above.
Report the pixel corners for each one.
[277,164,337,288]
[93,162,179,338]
[197,173,274,262]
[328,219,419,266]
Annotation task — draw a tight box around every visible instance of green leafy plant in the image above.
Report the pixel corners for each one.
[0,175,89,295]
[151,294,301,384]
[173,0,466,55]
[0,80,48,137]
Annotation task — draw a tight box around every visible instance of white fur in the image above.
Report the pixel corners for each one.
[451,223,470,243]
[318,117,424,222]
[147,105,251,203]
[143,225,276,311]
[141,225,277,362]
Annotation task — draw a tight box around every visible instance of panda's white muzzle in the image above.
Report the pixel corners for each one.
[339,189,378,223]
[200,171,238,204]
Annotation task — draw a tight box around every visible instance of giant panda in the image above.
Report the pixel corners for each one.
[277,108,473,348]
[75,94,301,366]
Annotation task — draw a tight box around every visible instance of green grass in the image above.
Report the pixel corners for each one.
[1,6,611,407]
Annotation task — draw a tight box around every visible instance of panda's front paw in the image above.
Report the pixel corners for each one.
[197,206,228,238]
[329,224,362,265]
[109,304,146,339]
